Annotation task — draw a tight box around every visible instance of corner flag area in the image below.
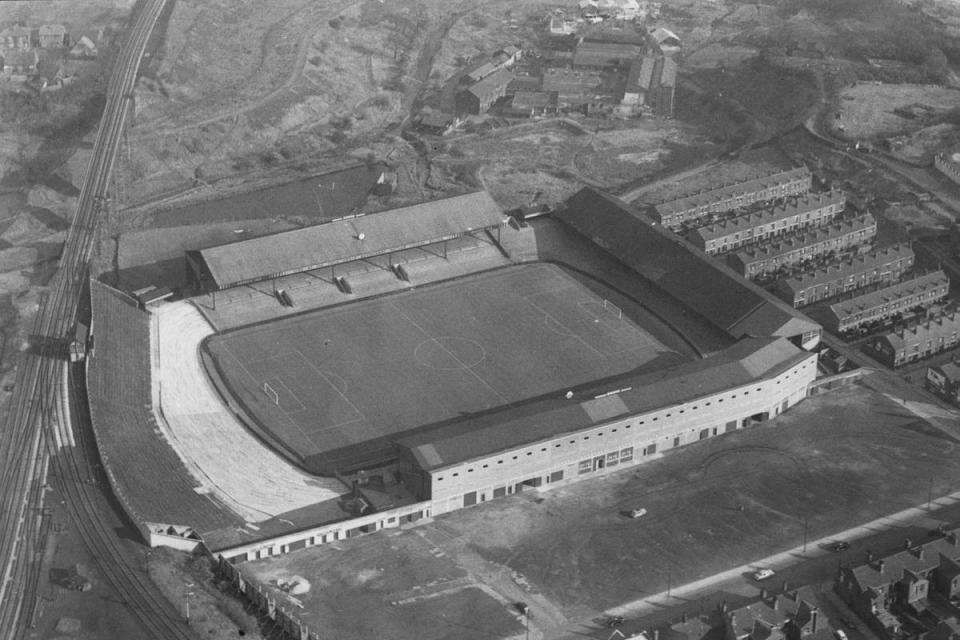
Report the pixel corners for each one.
[203,263,692,473]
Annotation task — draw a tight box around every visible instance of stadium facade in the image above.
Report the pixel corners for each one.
[86,187,826,561]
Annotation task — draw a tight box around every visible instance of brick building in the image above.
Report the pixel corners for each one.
[727,214,877,279]
[826,270,949,333]
[456,69,514,115]
[652,167,813,229]
[867,311,960,368]
[690,190,845,255]
[775,244,914,308]
[836,531,960,638]
[925,362,960,404]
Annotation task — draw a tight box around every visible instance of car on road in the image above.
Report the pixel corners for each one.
[831,541,850,552]
[835,630,848,640]
[628,508,647,518]
[752,568,776,581]
[840,617,857,630]
[607,616,625,628]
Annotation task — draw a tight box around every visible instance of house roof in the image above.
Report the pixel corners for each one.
[419,112,456,128]
[397,337,812,472]
[466,61,498,83]
[937,362,960,382]
[654,167,812,220]
[732,214,877,266]
[3,49,38,67]
[542,68,603,95]
[465,68,514,100]
[691,191,845,244]
[191,191,505,289]
[829,270,948,321]
[556,188,821,343]
[0,25,31,38]
[652,27,681,45]
[512,91,556,109]
[626,57,656,92]
[573,41,644,66]
[660,55,678,87]
[877,311,960,353]
[846,531,960,593]
[39,24,66,35]
[779,244,914,296]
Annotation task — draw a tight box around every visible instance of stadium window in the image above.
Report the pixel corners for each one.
[679,409,684,414]
[526,452,532,456]
[666,414,671,418]
[453,473,459,477]
[627,424,633,428]
[652,417,658,421]
[541,448,547,452]
[512,456,518,460]
[578,459,592,475]
[497,460,503,464]
[468,468,473,472]
[693,406,698,410]
[555,443,561,448]
[483,464,488,469]
[597,432,603,436]
[437,477,444,481]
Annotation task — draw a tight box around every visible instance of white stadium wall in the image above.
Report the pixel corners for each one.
[426,352,817,514]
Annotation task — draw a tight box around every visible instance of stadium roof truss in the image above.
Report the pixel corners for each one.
[185,191,506,291]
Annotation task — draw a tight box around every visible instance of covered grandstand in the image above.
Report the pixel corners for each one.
[185,191,506,292]
[555,188,822,351]
[86,280,243,538]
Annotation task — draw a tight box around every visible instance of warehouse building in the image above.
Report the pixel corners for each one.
[775,244,915,308]
[651,167,812,229]
[826,270,949,334]
[456,68,514,114]
[397,337,817,512]
[690,190,845,255]
[728,214,877,279]
[868,311,960,368]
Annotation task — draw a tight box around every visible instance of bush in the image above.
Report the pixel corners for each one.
[329,17,342,29]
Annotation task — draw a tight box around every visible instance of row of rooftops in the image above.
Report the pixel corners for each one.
[731,214,877,264]
[844,529,960,593]
[691,190,845,244]
[653,167,813,219]
[778,244,914,295]
[876,310,960,352]
[828,270,949,320]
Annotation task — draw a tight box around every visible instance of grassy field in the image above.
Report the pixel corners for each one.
[205,262,686,469]
[833,83,960,141]
[239,381,960,640]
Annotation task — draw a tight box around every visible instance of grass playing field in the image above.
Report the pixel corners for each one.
[203,263,691,473]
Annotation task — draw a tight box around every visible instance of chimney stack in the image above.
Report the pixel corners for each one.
[772,597,779,611]
[904,538,912,550]
[867,550,874,563]
[681,612,688,623]
[760,587,768,600]
[654,630,660,640]
[810,607,819,633]
[877,559,885,573]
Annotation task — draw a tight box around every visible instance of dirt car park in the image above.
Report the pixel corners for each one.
[243,381,960,640]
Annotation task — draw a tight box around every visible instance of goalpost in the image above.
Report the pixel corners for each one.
[263,381,279,406]
[602,299,622,320]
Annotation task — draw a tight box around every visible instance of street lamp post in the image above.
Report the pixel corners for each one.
[525,608,531,640]
[928,477,933,512]
[184,583,195,622]
[802,518,809,553]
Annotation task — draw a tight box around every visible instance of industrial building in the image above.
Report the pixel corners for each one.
[689,190,845,255]
[775,244,914,308]
[728,214,877,279]
[651,167,812,229]
[826,270,949,334]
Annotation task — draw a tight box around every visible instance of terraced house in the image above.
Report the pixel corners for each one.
[651,166,812,229]
[826,270,949,334]
[728,214,877,279]
[775,244,914,308]
[868,311,960,368]
[690,190,845,256]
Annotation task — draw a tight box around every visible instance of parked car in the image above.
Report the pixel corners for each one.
[629,508,647,519]
[835,630,848,640]
[607,616,625,628]
[840,617,857,630]
[753,568,775,581]
[831,541,850,552]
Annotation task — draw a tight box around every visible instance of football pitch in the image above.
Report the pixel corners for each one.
[204,263,690,472]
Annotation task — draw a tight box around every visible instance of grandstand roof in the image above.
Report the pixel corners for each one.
[398,337,812,471]
[829,270,949,320]
[189,191,505,290]
[555,188,821,342]
[779,244,914,295]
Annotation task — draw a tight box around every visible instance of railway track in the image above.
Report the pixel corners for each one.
[0,1,195,639]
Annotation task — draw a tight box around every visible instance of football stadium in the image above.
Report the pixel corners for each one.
[83,188,822,561]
